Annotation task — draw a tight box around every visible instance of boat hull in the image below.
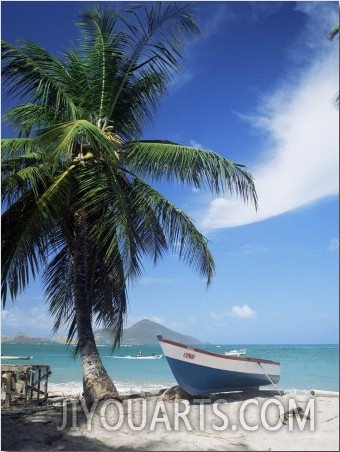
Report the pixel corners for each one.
[1,356,33,360]
[136,355,163,360]
[157,336,280,395]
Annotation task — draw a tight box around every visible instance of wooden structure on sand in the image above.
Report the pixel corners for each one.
[1,364,51,408]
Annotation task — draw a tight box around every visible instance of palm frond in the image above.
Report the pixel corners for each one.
[36,119,120,164]
[98,2,200,132]
[1,137,40,158]
[89,243,128,350]
[1,195,56,303]
[1,40,79,119]
[2,160,47,206]
[130,177,215,285]
[328,24,339,41]
[2,104,61,137]
[76,163,145,282]
[125,140,258,208]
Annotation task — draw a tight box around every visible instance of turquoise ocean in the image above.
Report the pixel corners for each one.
[1,343,338,394]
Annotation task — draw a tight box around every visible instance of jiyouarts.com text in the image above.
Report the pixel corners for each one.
[57,397,315,432]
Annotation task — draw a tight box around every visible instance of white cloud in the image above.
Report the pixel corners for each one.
[1,306,55,336]
[211,304,257,320]
[196,7,339,231]
[231,305,257,318]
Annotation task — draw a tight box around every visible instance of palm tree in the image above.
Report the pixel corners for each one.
[1,2,258,404]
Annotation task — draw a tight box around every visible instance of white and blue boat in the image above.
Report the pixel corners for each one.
[157,335,280,395]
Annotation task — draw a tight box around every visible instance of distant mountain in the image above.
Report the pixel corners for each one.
[95,319,202,345]
[1,332,75,345]
[1,319,202,346]
[1,332,55,344]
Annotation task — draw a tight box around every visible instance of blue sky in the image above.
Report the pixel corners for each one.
[1,1,339,344]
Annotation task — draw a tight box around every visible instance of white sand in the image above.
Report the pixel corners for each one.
[1,387,339,451]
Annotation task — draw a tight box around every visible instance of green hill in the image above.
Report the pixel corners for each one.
[95,319,202,345]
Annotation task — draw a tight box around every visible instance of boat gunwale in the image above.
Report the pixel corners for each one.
[157,336,280,366]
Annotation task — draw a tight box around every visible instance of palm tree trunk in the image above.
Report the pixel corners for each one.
[73,209,119,405]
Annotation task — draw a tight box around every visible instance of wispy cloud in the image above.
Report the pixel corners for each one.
[139,277,181,285]
[211,304,257,320]
[226,243,270,256]
[197,2,234,39]
[328,238,339,251]
[317,312,329,319]
[169,2,236,93]
[196,4,339,231]
[169,70,194,94]
[248,2,283,22]
[189,139,204,149]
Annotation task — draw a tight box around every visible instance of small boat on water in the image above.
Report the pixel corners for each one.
[224,348,247,357]
[136,354,162,360]
[157,335,280,395]
[136,351,162,360]
[1,355,33,360]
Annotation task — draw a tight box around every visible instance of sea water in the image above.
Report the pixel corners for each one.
[1,343,338,394]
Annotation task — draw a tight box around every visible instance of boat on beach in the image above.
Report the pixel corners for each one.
[157,335,280,395]
[224,348,247,357]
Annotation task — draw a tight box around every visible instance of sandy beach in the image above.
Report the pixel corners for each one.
[1,386,339,451]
